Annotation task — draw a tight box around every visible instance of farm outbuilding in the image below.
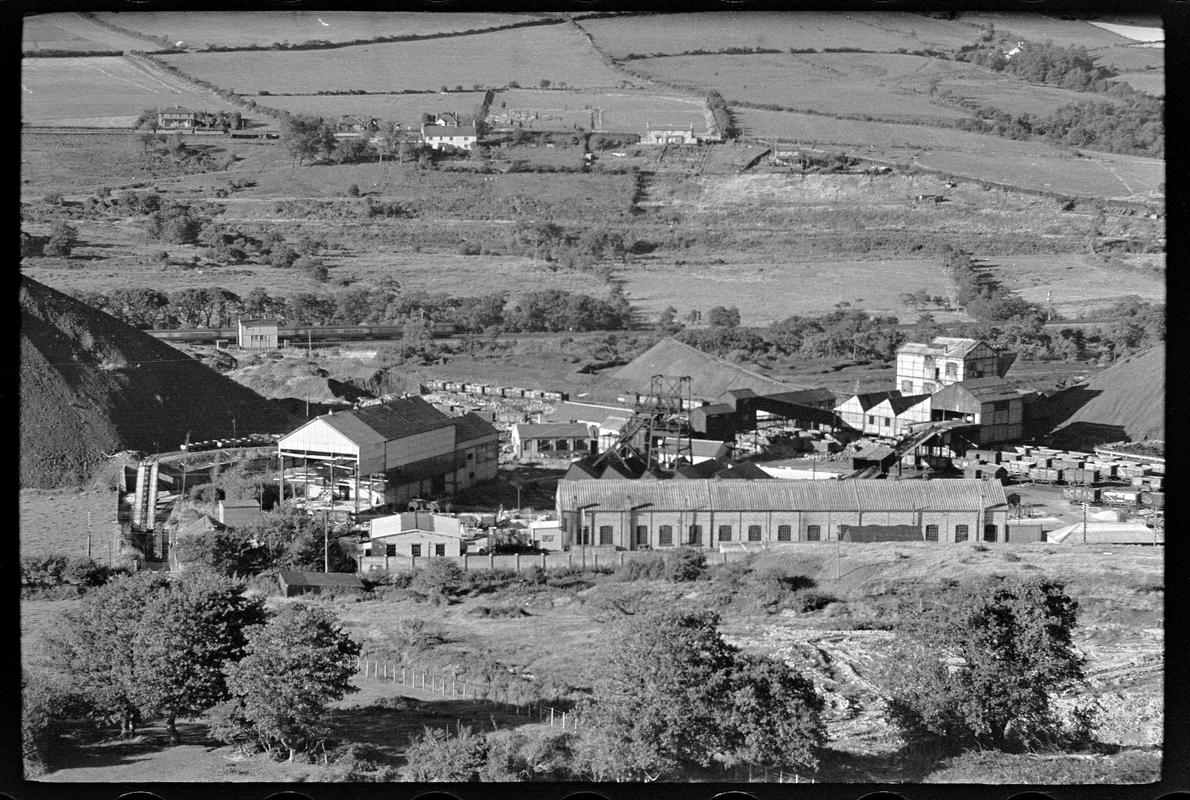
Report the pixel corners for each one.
[277,570,365,598]
[276,397,498,512]
[640,123,698,145]
[217,498,261,529]
[422,122,478,150]
[556,478,1010,549]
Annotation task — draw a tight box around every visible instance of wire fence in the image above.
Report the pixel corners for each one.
[353,656,581,731]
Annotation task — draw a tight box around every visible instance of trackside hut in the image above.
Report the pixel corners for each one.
[557,478,1010,549]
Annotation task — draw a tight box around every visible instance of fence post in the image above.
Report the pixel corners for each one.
[382,662,387,679]
[402,666,406,684]
[722,551,727,563]
[619,551,625,566]
[515,553,521,572]
[593,553,598,569]
[411,555,417,571]
[541,552,547,570]
[550,707,555,726]
[489,552,495,569]
[561,712,566,729]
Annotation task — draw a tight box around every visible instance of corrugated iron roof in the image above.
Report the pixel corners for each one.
[515,422,595,440]
[879,394,931,415]
[453,412,498,443]
[762,388,836,405]
[954,378,1020,403]
[278,570,365,589]
[558,479,1007,512]
[547,401,633,423]
[840,391,900,411]
[898,337,985,358]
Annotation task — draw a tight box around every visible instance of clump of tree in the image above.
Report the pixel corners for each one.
[34,572,267,744]
[148,202,206,244]
[20,556,124,599]
[943,245,1047,324]
[43,220,79,256]
[573,609,825,780]
[209,603,360,761]
[884,576,1097,755]
[279,113,337,166]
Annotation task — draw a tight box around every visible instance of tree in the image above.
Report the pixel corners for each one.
[657,306,683,334]
[268,242,299,269]
[40,572,173,736]
[574,609,824,780]
[212,603,360,761]
[280,113,335,166]
[403,725,489,781]
[107,288,169,329]
[44,221,78,256]
[294,255,328,282]
[707,305,741,328]
[884,577,1095,754]
[130,573,266,743]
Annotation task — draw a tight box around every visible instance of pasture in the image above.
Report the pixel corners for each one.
[19,488,119,561]
[160,26,631,95]
[620,256,959,326]
[961,12,1136,48]
[633,51,1127,123]
[580,11,980,58]
[488,88,711,135]
[90,11,551,48]
[21,56,243,127]
[978,254,1165,316]
[1112,72,1163,97]
[248,91,489,129]
[22,12,158,52]
[735,107,1163,199]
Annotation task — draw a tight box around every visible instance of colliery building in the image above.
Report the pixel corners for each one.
[276,397,498,510]
[556,478,1011,549]
[895,337,1016,395]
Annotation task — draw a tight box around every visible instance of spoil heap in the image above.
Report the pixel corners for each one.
[20,277,296,487]
[1045,344,1164,449]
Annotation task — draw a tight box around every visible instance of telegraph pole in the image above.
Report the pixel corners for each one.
[1082,502,1088,544]
[323,508,330,573]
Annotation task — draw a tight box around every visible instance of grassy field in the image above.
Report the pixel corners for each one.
[489,88,711,134]
[246,90,488,128]
[1112,71,1163,96]
[735,107,1163,199]
[22,12,159,52]
[580,11,980,57]
[91,11,551,48]
[21,56,243,128]
[161,26,632,95]
[978,254,1165,315]
[19,488,121,562]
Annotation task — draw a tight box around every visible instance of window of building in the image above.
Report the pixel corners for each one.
[635,525,648,546]
[541,535,554,543]
[688,525,702,545]
[925,524,939,542]
[983,524,997,542]
[883,417,891,427]
[599,525,614,545]
[923,382,935,393]
[806,525,821,541]
[411,544,422,557]
[574,439,588,450]
[747,525,762,542]
[901,381,913,393]
[385,544,397,557]
[718,525,733,542]
[659,525,673,546]
[468,472,475,480]
[467,453,474,461]
[945,362,958,378]
[556,439,569,451]
[955,524,969,542]
[777,524,792,542]
[434,544,445,557]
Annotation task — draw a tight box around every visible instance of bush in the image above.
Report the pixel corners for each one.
[411,560,467,597]
[662,547,706,582]
[615,554,666,581]
[21,555,122,597]
[43,220,78,256]
[346,183,361,197]
[325,742,399,781]
[795,590,838,612]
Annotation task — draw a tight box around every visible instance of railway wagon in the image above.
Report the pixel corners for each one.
[505,387,527,399]
[463,383,485,395]
[481,386,506,398]
[1141,491,1164,509]
[1062,486,1100,504]
[1102,488,1142,506]
[1005,460,1034,477]
[1065,468,1100,486]
[1028,467,1063,484]
[966,448,1000,463]
[1052,458,1084,471]
[1119,465,1150,479]
[443,382,463,392]
[540,391,568,402]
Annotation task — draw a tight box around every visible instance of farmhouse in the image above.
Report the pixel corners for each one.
[895,337,1015,395]
[511,422,597,459]
[157,105,197,129]
[929,378,1025,445]
[640,123,697,145]
[366,511,466,558]
[276,397,498,511]
[421,119,478,151]
[334,115,380,138]
[237,318,278,350]
[557,478,1011,549]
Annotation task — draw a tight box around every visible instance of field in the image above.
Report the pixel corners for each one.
[580,11,982,57]
[21,56,243,127]
[622,256,961,326]
[160,26,632,95]
[19,488,121,562]
[978,254,1165,316]
[1112,71,1163,96]
[21,542,1164,783]
[246,91,488,129]
[90,11,551,48]
[489,88,711,134]
[22,12,159,52]
[1086,20,1164,42]
[735,108,1163,199]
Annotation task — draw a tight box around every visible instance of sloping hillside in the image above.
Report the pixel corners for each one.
[20,277,297,488]
[603,337,800,401]
[1045,344,1164,449]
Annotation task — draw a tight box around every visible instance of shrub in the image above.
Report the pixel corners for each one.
[795,590,838,613]
[43,220,78,256]
[615,554,666,581]
[404,725,489,781]
[662,547,707,581]
[411,560,467,597]
[346,183,361,197]
[325,742,399,781]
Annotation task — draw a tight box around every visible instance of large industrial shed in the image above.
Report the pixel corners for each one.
[930,378,1024,445]
[556,478,1010,549]
[276,397,498,511]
